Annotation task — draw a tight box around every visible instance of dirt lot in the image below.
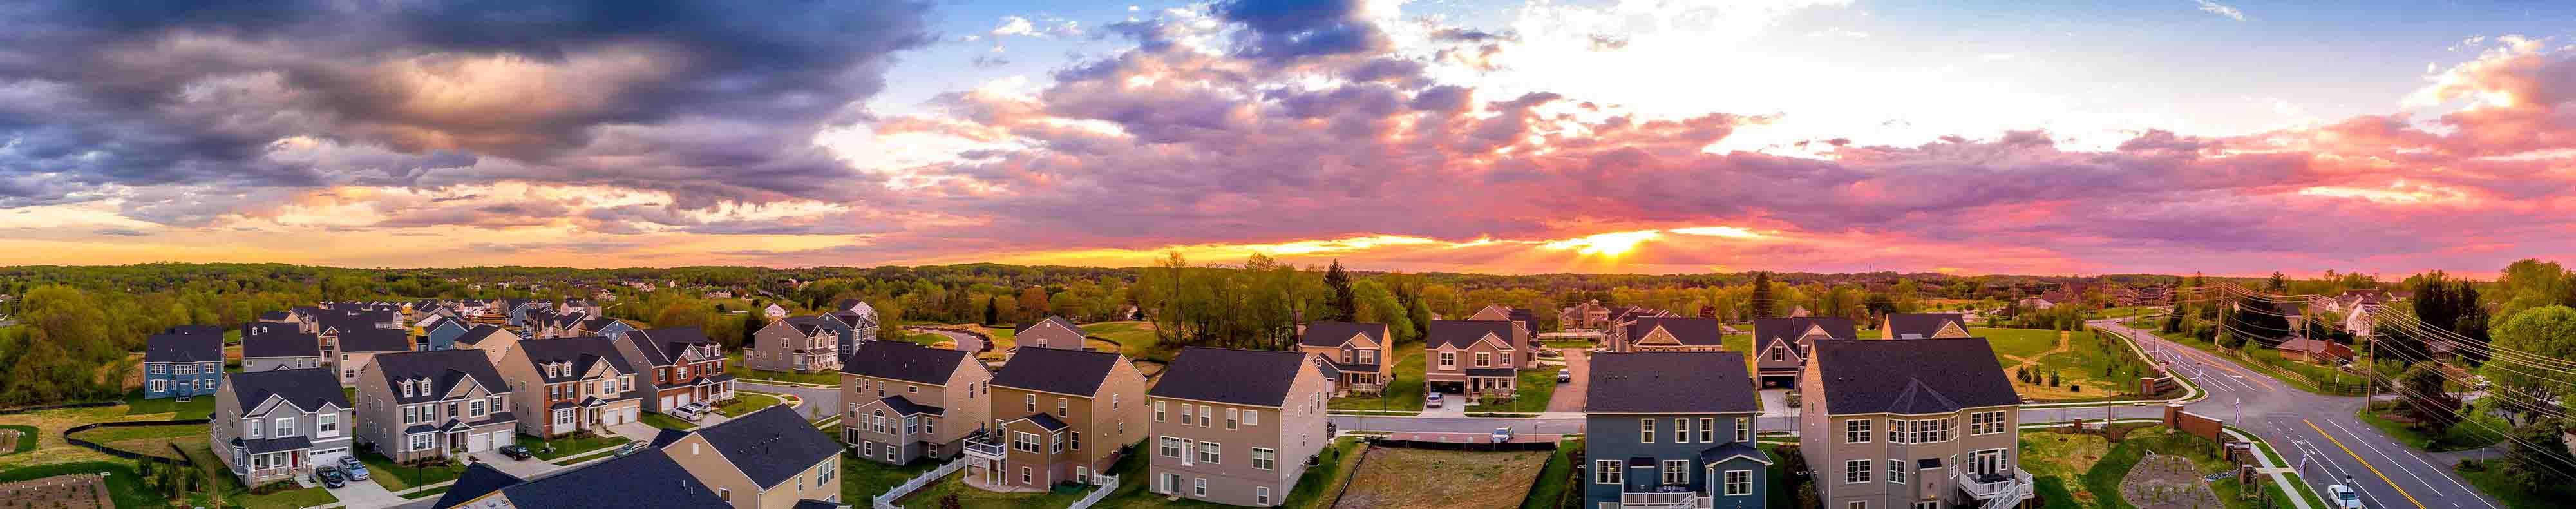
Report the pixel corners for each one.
[1332,447,1551,509]
[0,474,112,508]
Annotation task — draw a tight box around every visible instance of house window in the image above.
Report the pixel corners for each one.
[1178,404,1194,425]
[1736,418,1750,443]
[408,433,433,452]
[1112,394,1120,409]
[1025,395,1036,414]
[316,414,338,437]
[1244,410,1258,427]
[1258,486,1273,505]
[1193,478,1207,497]
[1069,431,1081,450]
[1850,502,1868,509]
[469,399,486,417]
[1844,419,1872,443]
[1358,350,1377,364]
[1013,432,1041,453]
[1198,406,1213,427]
[1971,411,2008,435]
[1226,408,1239,430]
[1639,419,1655,443]
[908,385,918,394]
[1438,352,1455,369]
[1253,447,1276,470]
[1057,398,1068,417]
[553,408,574,426]
[1844,459,1871,483]
[925,417,938,436]
[1725,470,1752,495]
[1699,418,1716,443]
[274,417,297,437]
[1595,459,1623,484]
[1674,418,1688,443]
[1913,502,1939,509]
[1160,436,1183,458]
[1662,459,1689,485]
[1160,473,1181,494]
[1888,459,1909,484]
[1197,441,1221,464]
[1021,466,1032,485]
[1155,401,1166,422]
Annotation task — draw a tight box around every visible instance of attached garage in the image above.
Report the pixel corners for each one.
[467,431,491,452]
[660,395,674,409]
[491,432,515,448]
[677,393,693,408]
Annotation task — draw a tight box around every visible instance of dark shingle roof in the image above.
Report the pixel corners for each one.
[1426,320,1516,349]
[491,449,729,509]
[165,325,223,337]
[1752,317,1855,347]
[1014,316,1086,337]
[1696,442,1772,465]
[684,406,841,488]
[1884,313,1967,339]
[840,341,973,385]
[433,463,526,509]
[1584,352,1756,414]
[1810,338,2020,415]
[371,350,510,405]
[1148,347,1314,407]
[1299,322,1388,348]
[877,395,943,416]
[511,337,634,383]
[991,345,1124,396]
[144,332,223,364]
[454,325,511,347]
[226,369,348,412]
[338,327,414,353]
[792,501,844,509]
[618,327,717,367]
[242,327,321,359]
[1012,412,1070,431]
[1625,317,1726,347]
[234,436,312,454]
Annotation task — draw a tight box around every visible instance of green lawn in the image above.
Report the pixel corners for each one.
[726,351,842,385]
[1520,439,1580,509]
[1328,347,1425,411]
[2077,427,2239,509]
[122,389,219,417]
[522,432,631,461]
[174,443,342,509]
[1,424,36,455]
[641,411,697,431]
[1473,367,1561,413]
[66,423,206,459]
[357,450,466,491]
[2458,459,2570,509]
[2087,307,2164,320]
[2355,401,2506,452]
[719,391,785,417]
[1083,321,1167,360]
[1974,327,2065,358]
[402,485,453,499]
[839,450,946,503]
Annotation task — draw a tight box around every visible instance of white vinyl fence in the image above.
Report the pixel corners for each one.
[872,459,965,509]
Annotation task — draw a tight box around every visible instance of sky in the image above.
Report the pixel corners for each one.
[2,1,2574,277]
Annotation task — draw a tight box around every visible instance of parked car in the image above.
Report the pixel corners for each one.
[614,442,647,457]
[315,466,347,488]
[1490,427,1513,443]
[680,401,712,414]
[2326,485,2362,509]
[1556,369,1573,383]
[1425,392,1443,408]
[337,456,370,481]
[670,407,703,421]
[498,444,535,460]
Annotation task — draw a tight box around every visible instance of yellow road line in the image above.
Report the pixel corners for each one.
[2305,419,2426,509]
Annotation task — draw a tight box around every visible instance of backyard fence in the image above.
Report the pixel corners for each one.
[61,418,210,465]
[1067,473,1121,509]
[871,457,965,509]
[0,401,119,416]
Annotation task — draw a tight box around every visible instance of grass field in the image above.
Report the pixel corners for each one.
[724,351,841,385]
[640,411,697,431]
[2020,431,2114,506]
[1328,347,1426,411]
[357,450,466,491]
[838,450,945,504]
[2356,401,2506,452]
[719,392,785,417]
[176,443,342,509]
[1334,447,1551,509]
[0,424,35,455]
[1471,368,1560,413]
[1083,321,1166,360]
[2078,426,2240,509]
[66,423,205,459]
[1520,439,1581,509]
[522,432,630,461]
[2458,459,2569,509]
[122,389,218,418]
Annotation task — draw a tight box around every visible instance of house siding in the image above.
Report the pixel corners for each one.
[143,361,223,399]
[1146,365,1332,506]
[1582,413,1767,509]
[842,363,994,466]
[1799,367,2023,509]
[974,358,1148,490]
[663,433,842,509]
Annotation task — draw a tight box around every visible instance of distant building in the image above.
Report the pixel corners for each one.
[144,327,225,400]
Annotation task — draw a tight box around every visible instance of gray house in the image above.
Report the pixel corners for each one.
[1798,338,2027,509]
[1584,351,1769,509]
[213,369,355,485]
[241,323,325,372]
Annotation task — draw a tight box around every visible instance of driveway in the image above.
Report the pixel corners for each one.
[327,475,405,509]
[739,381,838,421]
[1420,390,1466,418]
[1544,347,1589,412]
[464,451,556,479]
[605,421,663,443]
[1757,389,1793,418]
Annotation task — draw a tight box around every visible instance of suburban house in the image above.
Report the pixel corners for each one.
[213,368,355,485]
[764,303,790,318]
[821,311,876,356]
[143,327,225,400]
[2013,296,2054,311]
[334,326,417,387]
[841,340,993,465]
[585,316,640,340]
[748,315,842,373]
[454,325,526,363]
[1296,321,1392,394]
[241,323,325,372]
[431,449,731,509]
[1584,351,1770,509]
[1423,319,1528,398]
[1799,338,2029,509]
[1146,347,1334,507]
[831,298,882,351]
[495,336,645,437]
[611,327,739,414]
[355,349,519,463]
[1466,305,1537,365]
[2277,338,2356,365]
[1600,307,1676,350]
[1618,316,1729,352]
[1560,300,1614,331]
[1014,316,1088,351]
[653,406,843,509]
[1750,317,1856,388]
[963,346,1150,491]
[1880,314,1971,340]
[420,314,470,351]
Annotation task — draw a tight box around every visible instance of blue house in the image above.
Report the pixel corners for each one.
[584,316,638,338]
[421,315,470,351]
[143,327,226,400]
[1583,351,1770,509]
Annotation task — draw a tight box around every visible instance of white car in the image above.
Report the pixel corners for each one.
[670,407,704,422]
[1425,392,1443,408]
[2326,484,2362,509]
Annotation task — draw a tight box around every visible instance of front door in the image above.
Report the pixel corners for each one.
[1973,450,2005,477]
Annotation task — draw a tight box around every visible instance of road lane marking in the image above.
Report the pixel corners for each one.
[2325,419,2450,498]
[2306,419,2428,509]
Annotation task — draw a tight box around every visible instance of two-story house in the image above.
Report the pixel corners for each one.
[335,326,417,387]
[1750,317,1855,388]
[143,327,225,400]
[242,323,325,372]
[1423,320,1525,398]
[1014,316,1087,351]
[455,325,527,364]
[433,449,731,509]
[612,327,737,414]
[420,314,471,351]
[213,369,355,485]
[1584,351,1770,509]
[583,316,639,339]
[357,349,520,462]
[747,316,840,373]
[1146,347,1332,507]
[1561,300,1613,331]
[841,341,992,465]
[1466,305,1537,365]
[1296,321,1391,394]
[831,298,882,351]
[963,347,1149,491]
[1799,338,2027,509]
[1880,314,1969,340]
[653,406,843,509]
[496,336,645,437]
[1619,317,1729,353]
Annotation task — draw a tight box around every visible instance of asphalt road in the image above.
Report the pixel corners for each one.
[739,380,840,421]
[1544,347,1590,412]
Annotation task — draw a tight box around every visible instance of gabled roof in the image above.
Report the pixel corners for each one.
[1696,442,1772,465]
[144,332,224,364]
[226,369,348,413]
[337,327,413,353]
[1625,317,1726,347]
[580,316,625,332]
[454,325,512,347]
[681,406,841,489]
[1752,317,1855,346]
[1299,321,1388,348]
[511,336,634,383]
[781,315,836,335]
[1584,352,1756,414]
[242,326,321,359]
[1010,412,1070,431]
[165,325,223,337]
[1149,347,1314,408]
[433,463,526,509]
[876,395,945,416]
[485,449,729,509]
[840,341,973,385]
[835,299,876,315]
[1810,338,2020,415]
[1425,320,1516,349]
[1884,313,1968,339]
[371,350,510,405]
[617,327,717,367]
[1015,315,1086,337]
[990,346,1123,396]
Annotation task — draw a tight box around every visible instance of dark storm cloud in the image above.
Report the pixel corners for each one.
[1211,0,1391,63]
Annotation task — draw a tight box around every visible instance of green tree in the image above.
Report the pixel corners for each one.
[2495,259,2572,320]
[2484,305,2576,426]
[1748,272,1776,319]
[1323,260,1356,322]
[2503,423,2576,490]
[2400,361,2462,437]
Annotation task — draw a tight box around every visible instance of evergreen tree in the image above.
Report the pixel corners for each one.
[1749,272,1776,319]
[1323,260,1356,322]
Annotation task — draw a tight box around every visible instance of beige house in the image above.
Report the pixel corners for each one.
[1880,314,1971,340]
[453,325,526,365]
[963,347,1150,491]
[1751,317,1856,388]
[354,349,517,463]
[1147,347,1334,506]
[1014,316,1088,351]
[655,406,843,509]
[1465,305,1536,365]
[841,341,994,465]
[494,336,644,437]
[1423,320,1526,398]
[746,316,840,372]
[1618,316,1729,352]
[1799,338,2029,509]
[1296,321,1391,394]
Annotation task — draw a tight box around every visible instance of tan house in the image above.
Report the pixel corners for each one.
[1751,317,1856,388]
[1799,338,2029,509]
[746,316,840,373]
[1618,316,1728,352]
[1014,316,1088,351]
[1146,347,1334,507]
[494,336,645,437]
[611,327,737,414]
[1423,320,1526,398]
[963,347,1150,491]
[653,406,843,509]
[1466,305,1536,365]
[1296,321,1391,394]
[1559,300,1613,331]
[355,349,518,463]
[453,325,526,365]
[1880,313,1971,340]
[841,341,994,465]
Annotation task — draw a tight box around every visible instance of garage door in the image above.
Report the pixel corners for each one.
[493,432,514,448]
[624,408,639,423]
[468,432,491,452]
[308,447,350,468]
[661,395,674,409]
[677,393,692,407]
